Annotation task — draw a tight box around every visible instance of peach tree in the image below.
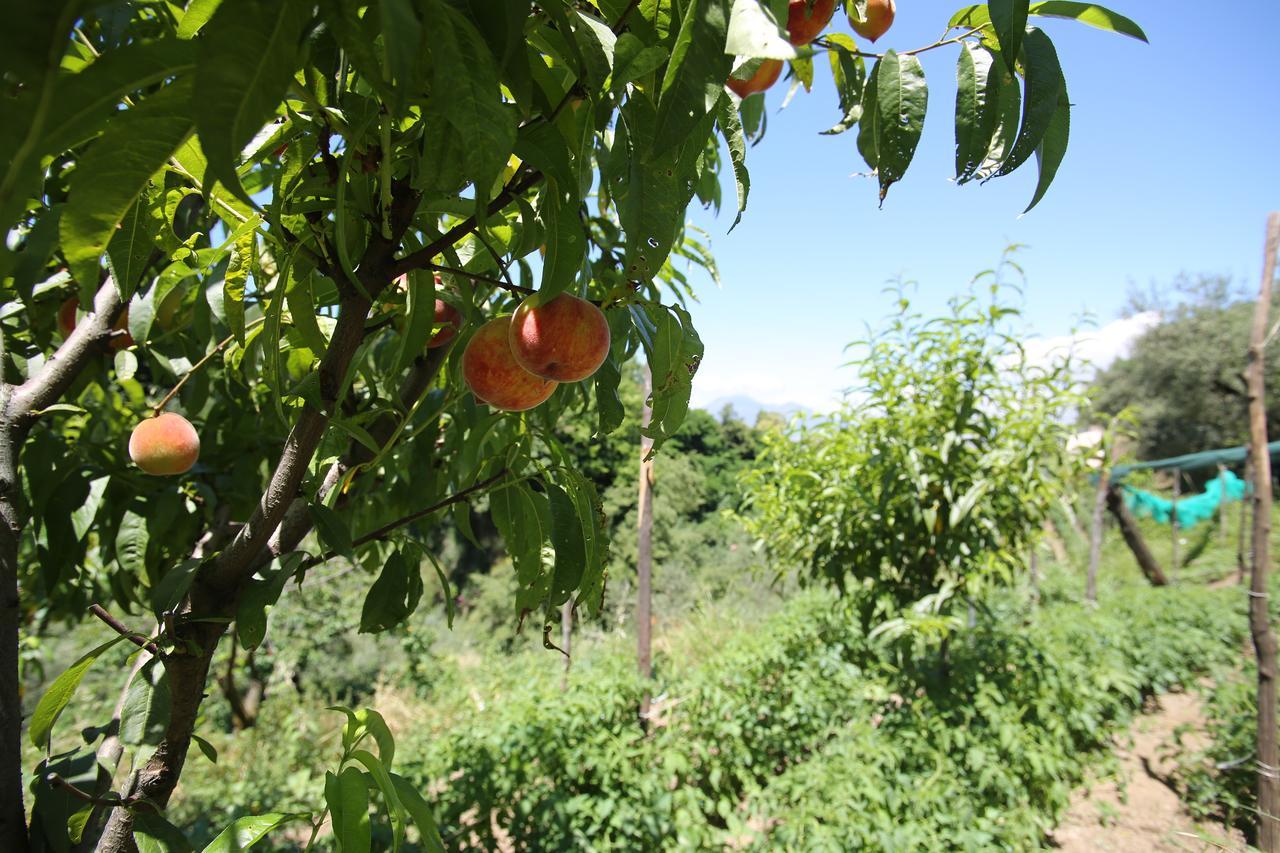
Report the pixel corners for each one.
[742,275,1087,651]
[0,0,1144,849]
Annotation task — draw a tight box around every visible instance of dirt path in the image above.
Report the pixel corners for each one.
[1049,690,1248,852]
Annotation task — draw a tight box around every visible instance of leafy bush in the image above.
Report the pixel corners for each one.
[734,582,1248,849]
[742,279,1083,635]
[1174,666,1260,844]
[378,578,1243,850]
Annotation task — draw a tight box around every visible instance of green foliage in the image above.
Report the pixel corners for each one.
[1174,667,1261,844]
[1091,274,1280,464]
[742,272,1083,633]
[371,579,1240,850]
[0,0,1146,846]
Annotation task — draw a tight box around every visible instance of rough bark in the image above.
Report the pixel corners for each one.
[0,279,125,853]
[636,366,654,721]
[96,284,380,848]
[93,177,505,850]
[1105,485,1170,586]
[1246,212,1280,851]
[0,420,27,853]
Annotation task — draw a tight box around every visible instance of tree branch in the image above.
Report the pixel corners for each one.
[391,170,544,278]
[88,605,160,656]
[8,277,124,421]
[427,263,534,297]
[265,344,453,565]
[297,469,511,572]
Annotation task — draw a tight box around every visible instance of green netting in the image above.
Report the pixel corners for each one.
[1110,440,1280,480]
[1123,469,1248,527]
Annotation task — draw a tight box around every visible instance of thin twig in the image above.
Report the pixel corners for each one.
[89,605,161,656]
[47,773,124,808]
[298,470,510,571]
[473,229,521,294]
[428,262,534,297]
[152,322,262,416]
[817,27,985,61]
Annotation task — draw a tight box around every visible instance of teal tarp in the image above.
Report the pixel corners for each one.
[1110,440,1280,480]
[1124,469,1248,527]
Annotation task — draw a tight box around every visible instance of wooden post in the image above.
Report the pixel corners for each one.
[560,600,572,690]
[1105,484,1170,586]
[1028,546,1040,609]
[1041,518,1067,564]
[1246,212,1280,851]
[1170,467,1181,571]
[636,366,655,721]
[1239,453,1253,584]
[1087,438,1117,604]
[1219,464,1230,545]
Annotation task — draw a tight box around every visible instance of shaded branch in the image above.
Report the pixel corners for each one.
[45,774,123,809]
[89,605,160,656]
[391,170,543,278]
[298,469,510,572]
[152,329,250,416]
[7,277,124,422]
[428,262,534,297]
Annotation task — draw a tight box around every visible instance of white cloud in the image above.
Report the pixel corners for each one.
[688,312,1161,415]
[689,351,844,412]
[1021,311,1159,373]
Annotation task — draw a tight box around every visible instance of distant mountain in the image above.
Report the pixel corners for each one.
[698,395,810,426]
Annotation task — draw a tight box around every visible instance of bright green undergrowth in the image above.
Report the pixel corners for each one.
[168,570,1247,851]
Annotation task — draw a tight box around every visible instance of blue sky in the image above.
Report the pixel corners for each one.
[683,1,1280,410]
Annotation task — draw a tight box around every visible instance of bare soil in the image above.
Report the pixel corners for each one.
[1049,690,1248,852]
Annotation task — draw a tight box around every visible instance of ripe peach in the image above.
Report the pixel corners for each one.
[428,299,462,348]
[726,59,783,98]
[58,296,133,350]
[850,0,895,43]
[57,297,77,338]
[129,412,200,475]
[788,0,835,46]
[509,293,610,383]
[462,317,557,412]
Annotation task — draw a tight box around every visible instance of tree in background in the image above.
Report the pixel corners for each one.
[0,0,1146,849]
[743,273,1085,646]
[1092,274,1280,464]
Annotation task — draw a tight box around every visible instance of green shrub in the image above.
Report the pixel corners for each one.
[1175,663,1267,845]
[396,581,1244,850]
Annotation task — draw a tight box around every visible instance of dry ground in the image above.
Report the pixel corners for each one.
[1049,690,1248,852]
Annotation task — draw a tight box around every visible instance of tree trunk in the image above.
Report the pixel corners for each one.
[1105,485,1170,586]
[96,617,227,851]
[1246,212,1280,852]
[636,366,654,721]
[0,422,27,853]
[0,278,125,852]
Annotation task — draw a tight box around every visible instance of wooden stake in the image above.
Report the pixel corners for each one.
[1087,437,1118,604]
[1239,453,1253,584]
[560,600,572,691]
[636,366,655,722]
[1246,212,1280,851]
[1170,467,1181,571]
[1219,463,1230,545]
